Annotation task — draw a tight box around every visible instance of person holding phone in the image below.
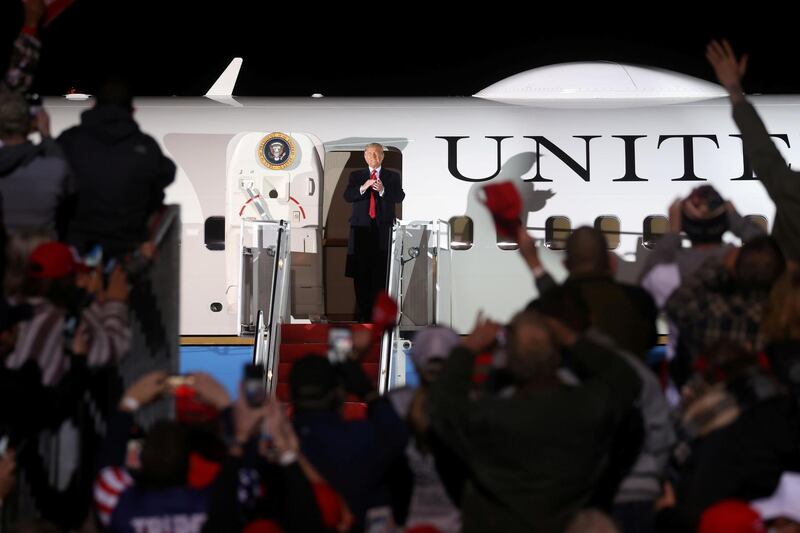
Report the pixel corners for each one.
[289,336,409,530]
[0,90,73,295]
[95,370,324,532]
[5,241,131,386]
[94,371,223,529]
[0,291,87,437]
[343,143,405,322]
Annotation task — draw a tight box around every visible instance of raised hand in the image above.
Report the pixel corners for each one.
[263,400,299,457]
[191,372,232,410]
[668,198,683,233]
[121,370,168,411]
[233,394,268,445]
[463,313,501,354]
[706,39,748,101]
[0,450,17,501]
[23,0,46,28]
[517,226,541,271]
[103,266,130,303]
[34,109,50,137]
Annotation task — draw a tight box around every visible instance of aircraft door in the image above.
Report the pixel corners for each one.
[225,132,325,319]
[323,148,402,320]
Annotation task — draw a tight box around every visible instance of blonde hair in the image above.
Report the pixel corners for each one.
[762,270,800,341]
[363,143,384,154]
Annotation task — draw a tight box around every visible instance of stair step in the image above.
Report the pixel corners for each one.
[278,343,380,363]
[278,343,327,362]
[277,384,375,403]
[276,383,290,402]
[275,324,383,406]
[284,402,368,421]
[277,361,380,383]
[280,323,379,344]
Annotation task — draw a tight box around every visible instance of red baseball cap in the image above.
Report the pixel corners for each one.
[482,181,522,239]
[27,242,80,279]
[699,500,766,533]
[242,520,284,533]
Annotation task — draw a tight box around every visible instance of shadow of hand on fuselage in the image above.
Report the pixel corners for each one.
[464,152,556,243]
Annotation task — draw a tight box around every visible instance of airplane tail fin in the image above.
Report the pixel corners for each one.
[206,58,243,97]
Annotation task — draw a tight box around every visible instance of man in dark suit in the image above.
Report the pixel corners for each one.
[344,143,405,322]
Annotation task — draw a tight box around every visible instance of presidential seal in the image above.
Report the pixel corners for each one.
[258,133,296,170]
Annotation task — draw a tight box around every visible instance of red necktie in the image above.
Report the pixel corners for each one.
[368,169,377,219]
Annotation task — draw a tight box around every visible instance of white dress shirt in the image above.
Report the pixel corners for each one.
[359,166,385,196]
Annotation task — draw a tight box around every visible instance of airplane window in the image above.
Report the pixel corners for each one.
[449,216,473,250]
[744,214,769,233]
[496,227,519,251]
[204,216,225,251]
[643,215,669,250]
[594,216,620,250]
[545,216,571,251]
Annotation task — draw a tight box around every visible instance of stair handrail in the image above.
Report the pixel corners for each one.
[379,221,404,394]
[238,218,291,395]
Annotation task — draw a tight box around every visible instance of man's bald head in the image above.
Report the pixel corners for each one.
[565,226,610,275]
[507,310,559,385]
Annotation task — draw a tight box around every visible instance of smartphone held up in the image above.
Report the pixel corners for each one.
[243,363,267,407]
[328,327,353,364]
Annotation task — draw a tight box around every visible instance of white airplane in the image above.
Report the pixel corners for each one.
[44,59,785,336]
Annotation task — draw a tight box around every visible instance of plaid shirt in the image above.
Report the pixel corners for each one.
[2,31,41,94]
[665,256,767,361]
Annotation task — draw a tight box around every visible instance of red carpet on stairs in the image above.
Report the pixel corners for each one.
[277,324,382,411]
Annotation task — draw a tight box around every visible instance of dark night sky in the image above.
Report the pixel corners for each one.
[1,1,798,98]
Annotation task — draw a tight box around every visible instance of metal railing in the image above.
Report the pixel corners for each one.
[379,220,450,393]
[237,218,291,395]
[2,205,182,530]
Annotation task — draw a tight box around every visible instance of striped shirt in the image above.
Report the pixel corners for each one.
[5,297,131,385]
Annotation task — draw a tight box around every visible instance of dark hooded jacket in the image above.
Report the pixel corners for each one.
[57,105,175,256]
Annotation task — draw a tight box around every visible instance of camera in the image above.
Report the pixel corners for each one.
[243,363,267,407]
[327,327,352,364]
[166,374,195,388]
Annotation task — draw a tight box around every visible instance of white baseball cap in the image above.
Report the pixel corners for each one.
[751,472,800,523]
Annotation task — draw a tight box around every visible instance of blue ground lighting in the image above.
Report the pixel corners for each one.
[179,345,254,399]
[179,344,422,398]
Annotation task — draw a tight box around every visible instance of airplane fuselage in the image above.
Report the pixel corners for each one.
[44,95,790,333]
